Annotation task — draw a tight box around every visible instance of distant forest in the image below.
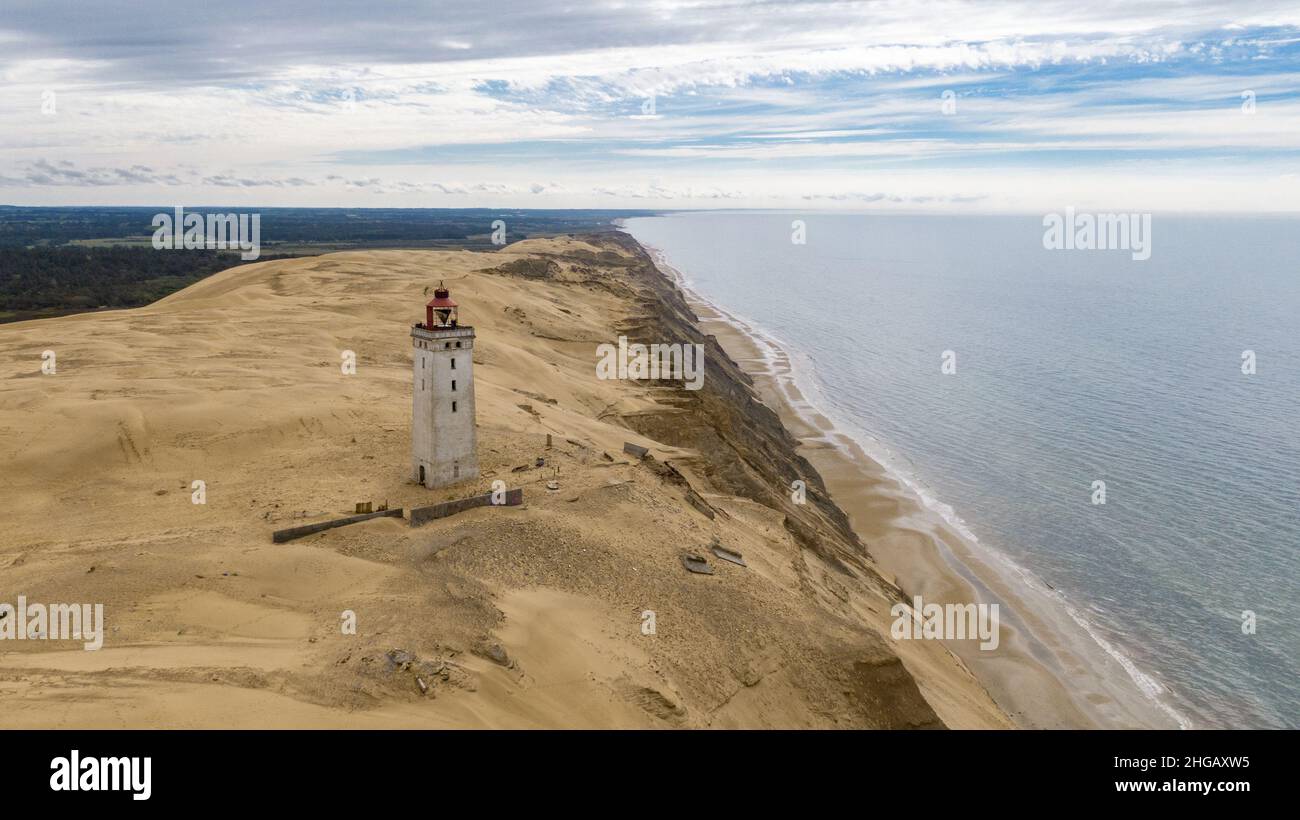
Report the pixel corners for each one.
[0,206,658,322]
[0,206,652,248]
[0,246,294,320]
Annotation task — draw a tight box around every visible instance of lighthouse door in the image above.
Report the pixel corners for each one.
[419,465,425,485]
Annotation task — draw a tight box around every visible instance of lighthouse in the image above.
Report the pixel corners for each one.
[411,282,478,487]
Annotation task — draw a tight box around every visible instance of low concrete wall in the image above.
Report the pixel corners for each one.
[273,508,404,543]
[409,488,523,527]
[622,441,648,459]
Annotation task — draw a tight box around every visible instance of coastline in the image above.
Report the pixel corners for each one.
[632,235,1186,729]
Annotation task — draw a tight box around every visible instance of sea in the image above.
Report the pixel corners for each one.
[624,211,1300,729]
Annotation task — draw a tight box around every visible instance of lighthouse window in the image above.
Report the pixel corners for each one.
[451,380,456,391]
[450,358,456,370]
[445,342,451,349]
[452,401,458,412]
[456,342,462,348]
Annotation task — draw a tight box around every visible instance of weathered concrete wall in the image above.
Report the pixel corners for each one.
[273,508,404,543]
[622,441,648,459]
[412,325,479,487]
[409,488,522,527]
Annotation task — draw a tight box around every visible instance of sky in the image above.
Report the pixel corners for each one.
[2,0,1299,212]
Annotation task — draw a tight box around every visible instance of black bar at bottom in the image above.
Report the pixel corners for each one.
[0,729,1283,807]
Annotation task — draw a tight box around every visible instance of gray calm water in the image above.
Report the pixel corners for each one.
[625,211,1300,729]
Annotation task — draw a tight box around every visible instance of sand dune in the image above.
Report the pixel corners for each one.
[0,236,1008,728]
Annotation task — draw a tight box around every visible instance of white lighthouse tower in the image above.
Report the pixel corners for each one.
[411,282,478,487]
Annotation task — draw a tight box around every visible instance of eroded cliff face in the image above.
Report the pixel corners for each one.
[619,236,875,569]
[477,234,953,728]
[488,233,890,585]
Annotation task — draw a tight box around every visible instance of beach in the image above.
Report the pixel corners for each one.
[636,239,1183,729]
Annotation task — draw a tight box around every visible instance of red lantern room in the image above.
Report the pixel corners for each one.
[426,281,458,328]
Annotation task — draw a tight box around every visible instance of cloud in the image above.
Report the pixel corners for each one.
[5,2,1299,86]
[592,184,744,200]
[0,159,189,187]
[1,2,1298,210]
[800,191,989,204]
[201,174,316,188]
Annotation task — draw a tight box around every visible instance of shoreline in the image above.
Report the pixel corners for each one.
[632,236,1187,730]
